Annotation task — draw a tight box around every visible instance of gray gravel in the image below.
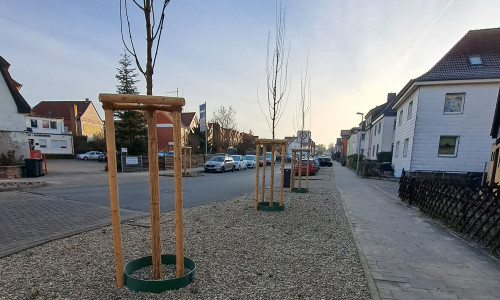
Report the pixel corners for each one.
[0,168,370,299]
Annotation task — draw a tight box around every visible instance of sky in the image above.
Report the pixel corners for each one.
[2,0,500,147]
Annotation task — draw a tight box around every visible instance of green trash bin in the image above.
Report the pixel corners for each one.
[25,158,43,177]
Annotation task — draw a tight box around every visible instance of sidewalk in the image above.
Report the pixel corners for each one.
[334,163,500,300]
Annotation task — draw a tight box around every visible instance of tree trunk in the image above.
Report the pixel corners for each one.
[145,0,154,95]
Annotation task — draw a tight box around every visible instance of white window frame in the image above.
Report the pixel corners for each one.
[398,110,403,126]
[407,101,413,120]
[39,139,47,148]
[438,136,459,157]
[395,141,400,157]
[403,138,409,157]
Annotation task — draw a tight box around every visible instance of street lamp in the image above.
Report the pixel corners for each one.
[356,112,364,175]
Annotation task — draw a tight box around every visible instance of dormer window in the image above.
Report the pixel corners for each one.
[468,56,482,65]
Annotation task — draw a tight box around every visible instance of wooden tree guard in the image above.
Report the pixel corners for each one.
[254,139,287,210]
[100,93,186,286]
[182,146,192,176]
[290,147,311,192]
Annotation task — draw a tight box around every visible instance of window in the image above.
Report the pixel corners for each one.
[39,139,47,148]
[30,119,38,128]
[51,140,67,149]
[42,120,49,129]
[373,146,375,155]
[378,122,381,134]
[444,93,465,114]
[374,127,376,136]
[469,56,482,65]
[398,110,403,126]
[50,121,57,129]
[403,138,409,157]
[408,101,413,120]
[393,119,396,131]
[395,142,400,157]
[391,143,394,153]
[438,136,459,156]
[376,144,379,155]
[361,133,365,141]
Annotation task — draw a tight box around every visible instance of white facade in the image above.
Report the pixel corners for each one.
[393,81,499,177]
[0,70,29,159]
[26,116,74,155]
[370,115,396,160]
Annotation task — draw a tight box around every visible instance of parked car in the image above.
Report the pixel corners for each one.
[158,151,174,157]
[294,159,316,176]
[231,155,248,171]
[245,155,257,168]
[318,157,333,167]
[204,155,235,173]
[76,151,103,160]
[98,152,107,162]
[258,152,274,166]
[313,157,320,171]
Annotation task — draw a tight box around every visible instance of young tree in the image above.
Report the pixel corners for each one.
[294,55,311,146]
[120,0,171,95]
[114,52,147,155]
[260,0,290,139]
[211,105,238,150]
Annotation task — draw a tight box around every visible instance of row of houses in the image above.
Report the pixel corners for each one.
[335,27,500,185]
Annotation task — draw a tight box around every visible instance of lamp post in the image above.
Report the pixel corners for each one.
[356,112,364,175]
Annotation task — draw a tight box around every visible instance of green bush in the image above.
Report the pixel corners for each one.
[377,151,393,163]
[346,154,364,170]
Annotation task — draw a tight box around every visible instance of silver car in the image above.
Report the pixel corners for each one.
[76,151,103,160]
[204,155,235,173]
[231,155,248,171]
[244,155,256,168]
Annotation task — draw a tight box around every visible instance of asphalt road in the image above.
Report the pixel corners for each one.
[26,163,282,213]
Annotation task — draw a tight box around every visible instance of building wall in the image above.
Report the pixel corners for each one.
[80,105,104,139]
[26,116,73,155]
[392,88,420,177]
[382,116,396,153]
[411,82,497,174]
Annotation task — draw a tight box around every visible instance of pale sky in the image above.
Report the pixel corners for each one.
[1,0,500,146]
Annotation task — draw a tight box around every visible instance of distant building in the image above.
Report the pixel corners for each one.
[32,98,104,140]
[0,56,31,159]
[25,115,73,155]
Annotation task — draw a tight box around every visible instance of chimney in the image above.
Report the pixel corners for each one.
[69,104,78,136]
[85,98,90,102]
[387,93,396,103]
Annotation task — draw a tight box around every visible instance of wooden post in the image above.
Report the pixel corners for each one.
[279,144,285,206]
[269,144,275,206]
[104,109,124,287]
[173,111,185,277]
[146,110,162,280]
[261,147,267,202]
[254,143,261,210]
[290,150,296,191]
[298,151,302,190]
[189,148,192,176]
[183,147,187,175]
[306,148,310,190]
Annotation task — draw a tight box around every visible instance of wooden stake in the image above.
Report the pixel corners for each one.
[290,150,296,191]
[104,109,124,287]
[261,147,267,202]
[269,144,275,206]
[279,144,285,206]
[173,111,185,277]
[146,110,162,280]
[298,151,302,190]
[254,143,260,210]
[189,148,192,176]
[183,147,187,175]
[306,148,310,190]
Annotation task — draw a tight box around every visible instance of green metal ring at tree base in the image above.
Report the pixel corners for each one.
[292,188,308,193]
[124,254,196,293]
[258,201,285,211]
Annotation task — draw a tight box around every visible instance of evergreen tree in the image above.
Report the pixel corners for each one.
[114,52,147,155]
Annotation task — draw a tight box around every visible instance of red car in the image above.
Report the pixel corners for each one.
[294,159,316,175]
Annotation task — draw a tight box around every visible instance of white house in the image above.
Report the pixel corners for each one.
[26,116,74,155]
[392,28,500,177]
[364,93,397,160]
[0,56,31,160]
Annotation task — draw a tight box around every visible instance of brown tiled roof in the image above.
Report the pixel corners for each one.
[181,112,196,127]
[417,28,500,82]
[0,56,31,113]
[32,101,91,120]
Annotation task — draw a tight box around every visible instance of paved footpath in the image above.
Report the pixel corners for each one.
[0,191,146,258]
[334,163,500,300]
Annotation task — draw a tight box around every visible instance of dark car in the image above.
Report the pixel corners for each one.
[318,157,333,167]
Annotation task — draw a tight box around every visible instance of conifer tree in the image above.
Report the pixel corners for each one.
[114,52,147,155]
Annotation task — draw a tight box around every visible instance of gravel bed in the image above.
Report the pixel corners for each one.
[0,168,370,299]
